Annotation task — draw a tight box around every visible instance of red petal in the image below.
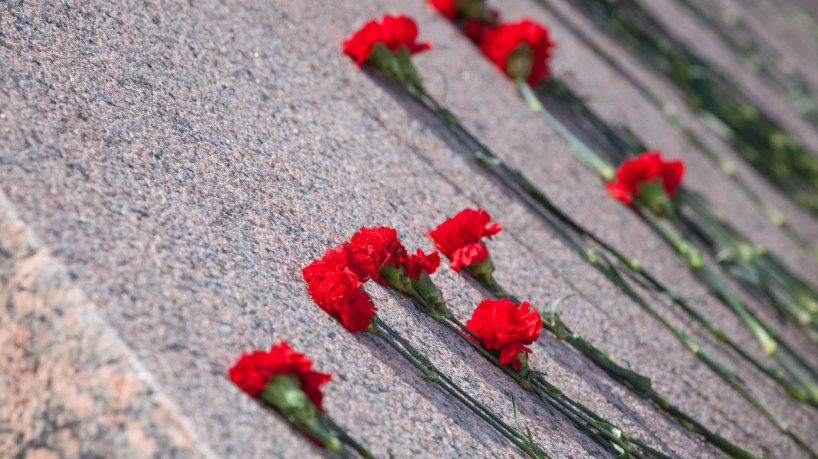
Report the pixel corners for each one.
[450,242,489,271]
[659,160,685,197]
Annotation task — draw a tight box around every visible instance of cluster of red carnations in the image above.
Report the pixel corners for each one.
[296,208,545,374]
[226,3,687,449]
[428,208,542,371]
[302,226,441,333]
[342,7,685,213]
[342,7,555,88]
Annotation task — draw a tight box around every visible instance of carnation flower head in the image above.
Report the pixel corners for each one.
[342,15,432,65]
[606,150,685,205]
[479,19,556,86]
[303,246,378,333]
[402,248,441,280]
[302,245,354,283]
[428,208,502,271]
[229,342,331,410]
[465,298,542,370]
[347,226,408,284]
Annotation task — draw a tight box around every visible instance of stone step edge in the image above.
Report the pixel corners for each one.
[0,190,217,458]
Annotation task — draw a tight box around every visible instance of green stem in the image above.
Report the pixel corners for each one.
[327,418,373,459]
[521,82,615,180]
[699,266,779,356]
[776,351,818,405]
[634,201,703,269]
[374,318,548,458]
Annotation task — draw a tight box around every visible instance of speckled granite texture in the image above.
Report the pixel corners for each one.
[2,0,818,458]
[0,193,213,458]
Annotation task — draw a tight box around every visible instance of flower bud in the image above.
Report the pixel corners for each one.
[515,352,530,375]
[468,253,496,283]
[367,43,403,83]
[795,290,818,314]
[505,44,534,84]
[261,375,342,452]
[636,178,674,217]
[627,258,642,272]
[380,262,414,294]
[412,272,452,320]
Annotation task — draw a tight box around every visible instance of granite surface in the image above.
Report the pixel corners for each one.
[2,0,818,458]
[0,193,213,458]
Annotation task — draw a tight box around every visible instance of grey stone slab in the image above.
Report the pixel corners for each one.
[2,0,818,458]
[0,1,614,457]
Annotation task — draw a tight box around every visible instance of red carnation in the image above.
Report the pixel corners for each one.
[479,19,556,86]
[465,298,542,371]
[302,245,354,283]
[402,248,441,280]
[428,208,502,271]
[606,150,685,209]
[229,342,331,410]
[342,15,432,65]
[347,226,408,284]
[303,247,378,333]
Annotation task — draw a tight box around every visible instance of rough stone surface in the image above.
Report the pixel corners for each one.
[1,0,818,458]
[0,193,213,458]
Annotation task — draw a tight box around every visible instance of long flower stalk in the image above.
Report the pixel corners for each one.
[370,319,550,458]
[412,86,818,405]
[537,77,818,326]
[407,292,666,458]
[483,278,762,458]
[521,77,818,385]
